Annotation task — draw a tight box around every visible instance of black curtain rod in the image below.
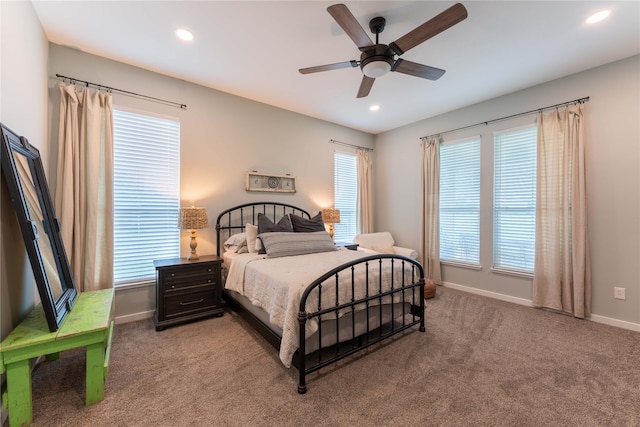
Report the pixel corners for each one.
[329,139,373,152]
[55,74,187,110]
[420,96,589,141]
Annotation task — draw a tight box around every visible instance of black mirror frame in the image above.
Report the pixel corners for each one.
[1,123,77,331]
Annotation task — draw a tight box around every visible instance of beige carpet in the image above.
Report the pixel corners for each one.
[29,287,639,426]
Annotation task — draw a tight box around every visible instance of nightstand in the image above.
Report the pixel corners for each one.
[336,242,359,251]
[153,255,223,331]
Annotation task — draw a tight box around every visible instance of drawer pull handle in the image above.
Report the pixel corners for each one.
[208,279,212,283]
[207,268,212,272]
[180,298,204,306]
[170,273,175,277]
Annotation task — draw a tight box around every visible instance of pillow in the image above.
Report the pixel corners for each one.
[290,212,325,233]
[256,213,293,253]
[257,213,293,234]
[223,233,248,253]
[245,223,259,254]
[371,244,395,254]
[259,231,337,258]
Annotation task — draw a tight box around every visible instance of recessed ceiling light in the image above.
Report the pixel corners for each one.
[370,105,380,111]
[176,28,194,41]
[586,10,611,24]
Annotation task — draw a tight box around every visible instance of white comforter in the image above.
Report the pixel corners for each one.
[225,248,417,367]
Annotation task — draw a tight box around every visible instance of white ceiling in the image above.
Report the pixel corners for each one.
[32,1,640,134]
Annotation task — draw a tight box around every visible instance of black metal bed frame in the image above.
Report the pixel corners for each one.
[216,202,425,393]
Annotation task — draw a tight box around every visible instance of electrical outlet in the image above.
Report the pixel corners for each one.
[614,287,626,300]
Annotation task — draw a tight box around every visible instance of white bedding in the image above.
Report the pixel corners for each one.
[224,248,418,367]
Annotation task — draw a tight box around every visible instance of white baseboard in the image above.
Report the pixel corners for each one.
[114,310,154,325]
[441,281,640,332]
[442,281,534,307]
[589,314,640,332]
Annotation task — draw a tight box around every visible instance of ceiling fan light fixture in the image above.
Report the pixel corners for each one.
[362,60,392,78]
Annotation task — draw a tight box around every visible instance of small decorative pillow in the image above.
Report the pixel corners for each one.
[290,212,325,232]
[245,223,259,254]
[224,233,248,253]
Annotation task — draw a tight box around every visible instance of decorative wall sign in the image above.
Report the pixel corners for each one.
[245,172,296,193]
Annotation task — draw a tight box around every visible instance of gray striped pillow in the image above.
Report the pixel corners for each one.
[258,231,337,258]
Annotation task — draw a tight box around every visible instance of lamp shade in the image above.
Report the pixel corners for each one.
[322,208,340,224]
[179,206,209,230]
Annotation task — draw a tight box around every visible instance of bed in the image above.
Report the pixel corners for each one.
[216,202,425,393]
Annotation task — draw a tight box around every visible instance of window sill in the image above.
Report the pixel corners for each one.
[490,267,533,279]
[114,279,155,290]
[441,260,482,271]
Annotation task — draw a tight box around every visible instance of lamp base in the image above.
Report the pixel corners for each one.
[188,230,199,261]
[328,223,335,241]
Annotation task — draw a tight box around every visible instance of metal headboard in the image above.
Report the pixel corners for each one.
[215,202,311,256]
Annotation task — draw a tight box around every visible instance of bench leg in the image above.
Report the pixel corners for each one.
[85,342,105,405]
[6,359,32,427]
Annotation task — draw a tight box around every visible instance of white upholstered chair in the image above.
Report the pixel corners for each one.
[354,232,436,299]
[353,232,418,260]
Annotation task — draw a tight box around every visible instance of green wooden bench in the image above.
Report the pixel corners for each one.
[0,289,115,427]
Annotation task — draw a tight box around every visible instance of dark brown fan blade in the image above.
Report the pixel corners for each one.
[389,3,467,55]
[299,60,358,74]
[356,76,375,98]
[327,4,374,49]
[392,59,445,80]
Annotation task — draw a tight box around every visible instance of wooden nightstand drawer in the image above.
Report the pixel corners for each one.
[161,266,218,292]
[154,255,224,330]
[163,288,221,319]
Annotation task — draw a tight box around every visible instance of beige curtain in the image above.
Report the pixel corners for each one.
[420,137,442,284]
[56,83,114,292]
[356,149,373,234]
[533,105,591,318]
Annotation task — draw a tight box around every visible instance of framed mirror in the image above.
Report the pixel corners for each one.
[1,123,77,331]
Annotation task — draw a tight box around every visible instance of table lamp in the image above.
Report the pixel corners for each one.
[322,208,340,240]
[179,206,209,260]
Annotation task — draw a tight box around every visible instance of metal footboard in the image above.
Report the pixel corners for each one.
[296,254,425,394]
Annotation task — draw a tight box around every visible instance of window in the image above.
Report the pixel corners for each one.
[439,137,481,265]
[493,125,537,273]
[333,151,357,243]
[113,109,180,285]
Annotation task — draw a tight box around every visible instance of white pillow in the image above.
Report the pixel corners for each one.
[245,223,259,254]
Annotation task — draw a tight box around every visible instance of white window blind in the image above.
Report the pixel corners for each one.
[493,124,537,273]
[113,109,180,285]
[333,151,358,243]
[439,137,481,264]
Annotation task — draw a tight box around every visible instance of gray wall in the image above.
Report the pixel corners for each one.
[47,44,374,322]
[374,55,640,329]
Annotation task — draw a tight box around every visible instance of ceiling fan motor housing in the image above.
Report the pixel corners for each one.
[360,44,395,78]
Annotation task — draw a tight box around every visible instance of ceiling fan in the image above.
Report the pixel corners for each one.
[299,3,468,98]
